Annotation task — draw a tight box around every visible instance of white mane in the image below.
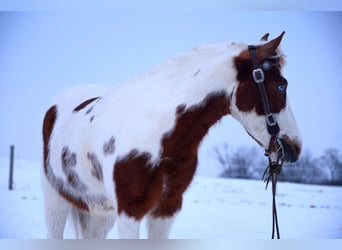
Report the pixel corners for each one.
[117,42,245,88]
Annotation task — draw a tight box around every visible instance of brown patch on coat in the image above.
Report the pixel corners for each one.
[113,150,164,219]
[87,152,104,182]
[193,68,201,77]
[152,91,230,217]
[45,162,91,211]
[45,159,110,212]
[176,104,186,116]
[114,91,230,219]
[103,136,116,156]
[233,49,287,115]
[233,33,287,116]
[85,106,94,115]
[73,97,100,112]
[61,146,87,192]
[61,146,77,168]
[42,105,57,168]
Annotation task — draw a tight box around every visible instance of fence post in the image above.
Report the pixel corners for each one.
[9,145,14,190]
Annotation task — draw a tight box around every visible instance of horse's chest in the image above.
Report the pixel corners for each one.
[112,147,198,219]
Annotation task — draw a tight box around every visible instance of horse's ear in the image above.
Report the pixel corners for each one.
[258,31,285,58]
[260,33,270,41]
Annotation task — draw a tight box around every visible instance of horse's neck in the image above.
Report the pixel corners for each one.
[91,44,242,162]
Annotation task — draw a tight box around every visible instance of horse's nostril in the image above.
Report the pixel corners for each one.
[280,138,300,163]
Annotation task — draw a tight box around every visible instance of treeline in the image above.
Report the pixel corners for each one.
[213,144,342,186]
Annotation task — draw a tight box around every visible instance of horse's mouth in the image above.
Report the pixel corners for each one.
[279,137,301,164]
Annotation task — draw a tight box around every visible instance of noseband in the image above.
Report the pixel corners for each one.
[248,45,284,239]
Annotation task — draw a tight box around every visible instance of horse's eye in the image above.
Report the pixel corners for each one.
[277,84,287,93]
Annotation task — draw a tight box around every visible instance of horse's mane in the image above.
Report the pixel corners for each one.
[117,42,244,87]
[124,41,285,83]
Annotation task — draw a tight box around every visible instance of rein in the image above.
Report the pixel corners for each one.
[263,137,284,239]
[248,45,284,239]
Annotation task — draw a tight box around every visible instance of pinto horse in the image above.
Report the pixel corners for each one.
[42,32,302,238]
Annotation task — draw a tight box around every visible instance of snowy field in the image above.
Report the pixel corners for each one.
[0,158,342,239]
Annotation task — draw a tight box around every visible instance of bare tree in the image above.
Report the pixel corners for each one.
[320,148,342,185]
[212,144,342,186]
[213,144,265,179]
[279,150,313,183]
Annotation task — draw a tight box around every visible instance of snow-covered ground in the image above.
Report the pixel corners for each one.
[0,158,341,239]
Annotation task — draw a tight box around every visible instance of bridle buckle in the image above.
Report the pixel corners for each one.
[252,68,265,84]
[266,113,277,127]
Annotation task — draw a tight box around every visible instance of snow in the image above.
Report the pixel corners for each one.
[1,158,342,239]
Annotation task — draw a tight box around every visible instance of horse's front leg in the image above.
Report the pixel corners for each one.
[147,196,182,239]
[117,212,141,239]
[147,214,177,239]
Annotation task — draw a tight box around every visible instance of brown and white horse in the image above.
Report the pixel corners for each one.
[42,32,302,238]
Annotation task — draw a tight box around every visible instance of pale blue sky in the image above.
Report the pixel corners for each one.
[0,12,341,175]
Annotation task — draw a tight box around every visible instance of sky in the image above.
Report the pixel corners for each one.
[1,10,341,176]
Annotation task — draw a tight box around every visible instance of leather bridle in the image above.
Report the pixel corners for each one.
[248,45,285,239]
[248,45,285,164]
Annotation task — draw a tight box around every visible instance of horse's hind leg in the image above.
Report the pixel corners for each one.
[71,208,115,239]
[42,177,70,238]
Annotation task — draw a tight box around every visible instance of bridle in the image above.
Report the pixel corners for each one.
[248,45,285,239]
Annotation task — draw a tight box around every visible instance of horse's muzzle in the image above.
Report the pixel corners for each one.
[279,137,301,163]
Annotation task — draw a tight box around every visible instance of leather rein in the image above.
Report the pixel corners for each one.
[248,45,285,239]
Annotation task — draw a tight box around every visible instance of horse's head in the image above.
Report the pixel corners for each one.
[230,32,302,164]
